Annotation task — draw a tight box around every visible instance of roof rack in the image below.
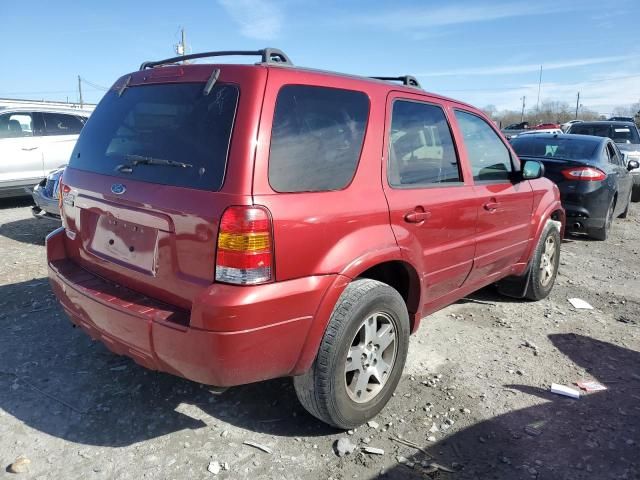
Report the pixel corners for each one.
[139,48,293,70]
[371,75,421,88]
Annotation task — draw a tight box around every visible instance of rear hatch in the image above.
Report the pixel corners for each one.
[60,65,266,310]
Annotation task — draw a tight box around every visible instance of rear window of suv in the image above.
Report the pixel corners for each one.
[69,83,239,191]
[268,85,369,192]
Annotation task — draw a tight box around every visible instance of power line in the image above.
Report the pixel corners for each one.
[80,77,110,91]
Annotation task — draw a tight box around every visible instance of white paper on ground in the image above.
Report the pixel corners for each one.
[551,383,581,399]
[568,298,594,309]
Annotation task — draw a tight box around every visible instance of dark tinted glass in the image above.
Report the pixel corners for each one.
[511,136,600,160]
[455,110,512,181]
[0,112,34,138]
[268,85,369,192]
[388,100,461,187]
[69,83,238,191]
[43,113,84,135]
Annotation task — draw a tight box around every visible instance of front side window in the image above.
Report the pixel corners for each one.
[606,143,620,165]
[0,113,34,138]
[388,100,461,187]
[455,110,512,182]
[268,85,369,192]
[43,113,85,135]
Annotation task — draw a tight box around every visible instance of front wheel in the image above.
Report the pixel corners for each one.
[293,279,410,429]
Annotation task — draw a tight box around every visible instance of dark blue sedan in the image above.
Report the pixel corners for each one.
[511,133,639,240]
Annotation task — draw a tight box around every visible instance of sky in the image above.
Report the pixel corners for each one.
[1,0,639,115]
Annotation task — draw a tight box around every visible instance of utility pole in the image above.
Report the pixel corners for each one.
[575,91,580,119]
[520,96,526,122]
[176,27,188,62]
[77,75,83,108]
[536,65,542,113]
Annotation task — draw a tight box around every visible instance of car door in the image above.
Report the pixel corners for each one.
[451,108,534,283]
[0,112,44,189]
[40,112,85,173]
[382,93,477,303]
[607,141,632,213]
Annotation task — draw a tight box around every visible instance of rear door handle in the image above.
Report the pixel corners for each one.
[21,146,39,151]
[404,209,431,223]
[483,201,500,211]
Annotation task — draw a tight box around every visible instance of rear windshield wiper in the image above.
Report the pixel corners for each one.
[117,154,193,173]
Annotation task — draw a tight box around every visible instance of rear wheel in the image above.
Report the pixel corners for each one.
[619,189,632,219]
[590,197,615,241]
[631,185,640,203]
[293,279,410,429]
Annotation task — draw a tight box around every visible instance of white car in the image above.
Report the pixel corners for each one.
[0,107,90,198]
[511,128,563,139]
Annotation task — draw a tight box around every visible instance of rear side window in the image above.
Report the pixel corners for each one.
[70,83,239,191]
[0,112,33,138]
[388,100,461,187]
[455,110,512,182]
[268,85,369,192]
[43,113,84,135]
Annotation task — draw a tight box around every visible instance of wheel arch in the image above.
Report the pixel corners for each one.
[291,251,423,375]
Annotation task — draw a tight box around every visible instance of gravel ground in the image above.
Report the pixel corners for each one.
[1,197,639,480]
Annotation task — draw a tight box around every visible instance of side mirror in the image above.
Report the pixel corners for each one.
[522,160,545,180]
[627,159,640,171]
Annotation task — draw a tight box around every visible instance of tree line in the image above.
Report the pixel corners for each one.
[482,100,640,128]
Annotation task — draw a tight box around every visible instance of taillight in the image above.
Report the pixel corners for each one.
[215,206,274,285]
[58,179,70,209]
[561,167,606,181]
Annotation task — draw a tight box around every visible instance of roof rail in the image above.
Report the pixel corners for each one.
[371,75,421,88]
[139,48,293,70]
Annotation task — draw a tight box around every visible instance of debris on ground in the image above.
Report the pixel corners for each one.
[362,446,384,455]
[550,383,581,399]
[243,440,273,454]
[7,455,31,474]
[367,420,379,429]
[335,437,356,457]
[576,380,607,392]
[568,298,594,310]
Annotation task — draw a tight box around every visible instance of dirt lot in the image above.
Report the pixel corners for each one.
[1,197,639,480]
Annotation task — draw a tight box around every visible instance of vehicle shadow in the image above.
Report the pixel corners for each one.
[377,333,640,480]
[0,196,33,209]
[0,217,60,246]
[0,278,335,449]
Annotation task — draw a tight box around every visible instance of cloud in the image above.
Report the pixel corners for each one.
[417,55,638,77]
[218,0,282,40]
[438,73,640,114]
[351,1,575,30]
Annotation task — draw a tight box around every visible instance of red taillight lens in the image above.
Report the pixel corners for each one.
[215,206,273,285]
[58,179,70,209]
[561,167,606,181]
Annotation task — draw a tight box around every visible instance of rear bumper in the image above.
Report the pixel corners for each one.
[47,227,334,387]
[31,184,61,220]
[559,182,610,234]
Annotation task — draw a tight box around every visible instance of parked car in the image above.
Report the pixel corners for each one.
[0,108,89,198]
[31,167,64,220]
[567,121,640,201]
[501,121,529,140]
[532,123,561,130]
[515,128,563,137]
[608,116,635,123]
[561,119,582,132]
[47,48,564,428]
[511,133,637,240]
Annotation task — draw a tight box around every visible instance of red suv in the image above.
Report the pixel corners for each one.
[47,49,564,428]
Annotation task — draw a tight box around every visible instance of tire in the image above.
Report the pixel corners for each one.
[497,221,561,301]
[293,279,410,429]
[632,185,640,203]
[619,189,632,219]
[589,197,615,241]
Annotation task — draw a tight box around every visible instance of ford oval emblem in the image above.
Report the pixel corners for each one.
[111,183,126,195]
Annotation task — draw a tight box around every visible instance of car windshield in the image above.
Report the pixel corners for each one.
[69,82,239,191]
[570,123,640,145]
[511,136,600,160]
